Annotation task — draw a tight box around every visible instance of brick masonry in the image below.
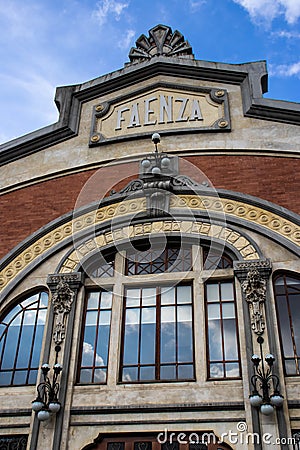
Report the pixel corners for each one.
[0,155,299,259]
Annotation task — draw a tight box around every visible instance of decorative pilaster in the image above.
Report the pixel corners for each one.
[234,259,272,336]
[47,273,83,345]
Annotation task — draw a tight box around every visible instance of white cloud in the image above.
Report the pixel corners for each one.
[233,0,300,24]
[189,0,206,11]
[273,30,300,38]
[118,29,135,49]
[270,62,300,77]
[93,0,129,26]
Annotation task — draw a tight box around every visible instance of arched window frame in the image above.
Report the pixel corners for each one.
[273,271,300,376]
[0,289,49,387]
[77,240,241,384]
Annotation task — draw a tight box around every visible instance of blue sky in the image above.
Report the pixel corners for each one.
[0,0,299,144]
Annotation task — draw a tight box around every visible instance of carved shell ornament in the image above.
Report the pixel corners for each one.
[128,24,194,63]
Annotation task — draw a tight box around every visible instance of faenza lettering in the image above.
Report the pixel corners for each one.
[115,95,203,130]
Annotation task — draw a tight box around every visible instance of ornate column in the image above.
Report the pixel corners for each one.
[30,272,83,450]
[234,259,289,450]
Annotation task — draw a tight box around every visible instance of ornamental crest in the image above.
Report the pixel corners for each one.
[128,24,194,64]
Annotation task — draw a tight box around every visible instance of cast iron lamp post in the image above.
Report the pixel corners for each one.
[249,336,284,415]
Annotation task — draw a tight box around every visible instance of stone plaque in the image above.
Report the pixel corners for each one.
[89,83,230,145]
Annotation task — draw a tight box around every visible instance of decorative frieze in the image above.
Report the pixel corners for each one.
[234,259,272,335]
[47,273,83,345]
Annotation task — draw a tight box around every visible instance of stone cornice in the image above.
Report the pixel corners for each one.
[0,56,299,167]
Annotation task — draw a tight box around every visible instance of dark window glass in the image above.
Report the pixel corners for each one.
[205,281,240,379]
[90,260,114,278]
[78,290,113,383]
[0,435,28,449]
[203,249,233,270]
[126,246,192,275]
[0,291,48,386]
[121,284,194,382]
[274,274,300,375]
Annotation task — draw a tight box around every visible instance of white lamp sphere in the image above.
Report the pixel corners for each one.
[37,409,51,421]
[32,401,44,412]
[161,157,170,168]
[48,401,61,413]
[270,395,284,407]
[260,404,274,415]
[141,159,151,169]
[152,166,161,175]
[249,394,263,407]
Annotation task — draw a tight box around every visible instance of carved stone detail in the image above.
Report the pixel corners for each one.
[47,273,82,345]
[128,25,194,64]
[242,270,267,335]
[234,260,272,336]
[1,194,299,293]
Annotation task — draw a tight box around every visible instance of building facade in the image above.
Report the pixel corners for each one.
[0,25,300,450]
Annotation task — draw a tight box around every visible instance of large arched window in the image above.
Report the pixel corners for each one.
[274,273,300,376]
[77,242,240,384]
[0,291,48,386]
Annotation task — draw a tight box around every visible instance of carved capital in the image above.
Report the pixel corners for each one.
[47,273,83,345]
[234,260,272,335]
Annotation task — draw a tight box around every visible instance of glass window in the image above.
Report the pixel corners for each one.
[0,291,48,386]
[274,273,300,376]
[126,246,192,275]
[203,249,233,270]
[78,290,113,383]
[205,280,240,379]
[121,284,194,382]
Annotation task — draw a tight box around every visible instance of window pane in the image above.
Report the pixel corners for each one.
[87,292,99,309]
[160,365,176,380]
[140,366,155,380]
[222,303,235,319]
[142,288,156,306]
[223,319,238,360]
[122,367,138,382]
[126,289,140,307]
[206,284,219,302]
[177,285,192,304]
[208,319,222,361]
[120,283,194,382]
[209,363,224,378]
[101,291,112,309]
[225,363,240,378]
[94,368,107,383]
[80,368,92,383]
[178,364,194,379]
[161,307,176,363]
[161,287,175,305]
[140,308,156,364]
[208,304,220,320]
[220,283,234,301]
[78,290,112,383]
[13,370,28,385]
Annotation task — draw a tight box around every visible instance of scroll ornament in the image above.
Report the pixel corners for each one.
[242,269,267,335]
[52,280,75,345]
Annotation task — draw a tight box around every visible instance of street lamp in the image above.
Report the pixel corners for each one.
[32,346,62,421]
[249,336,284,415]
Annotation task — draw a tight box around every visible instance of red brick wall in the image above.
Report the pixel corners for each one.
[1,155,299,259]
